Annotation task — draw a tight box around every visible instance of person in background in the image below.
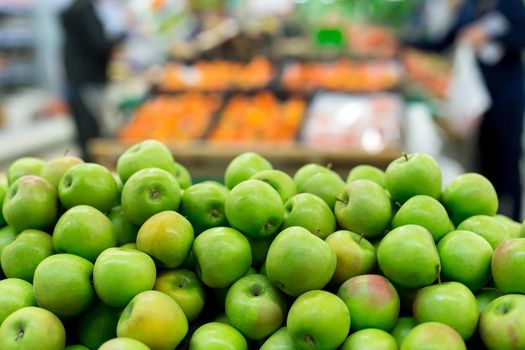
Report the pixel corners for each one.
[60,0,125,161]
[412,0,525,221]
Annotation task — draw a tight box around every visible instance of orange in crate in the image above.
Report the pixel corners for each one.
[208,91,306,143]
[119,93,221,142]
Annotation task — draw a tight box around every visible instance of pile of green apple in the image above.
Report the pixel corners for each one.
[0,139,524,350]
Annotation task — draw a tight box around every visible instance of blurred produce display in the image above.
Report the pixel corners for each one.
[119,93,221,141]
[403,49,451,99]
[159,56,274,92]
[208,91,306,143]
[281,60,401,93]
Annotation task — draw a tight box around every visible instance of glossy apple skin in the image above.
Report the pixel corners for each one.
[116,139,177,184]
[492,238,525,293]
[116,290,188,350]
[58,163,118,213]
[2,175,58,232]
[287,290,351,350]
[0,278,36,325]
[385,153,442,204]
[121,168,181,226]
[53,205,117,263]
[225,274,287,340]
[282,193,336,239]
[137,210,194,269]
[93,247,157,308]
[479,294,525,350]
[337,274,399,332]
[154,268,206,323]
[413,281,479,340]
[189,322,248,350]
[325,230,376,286]
[400,322,466,350]
[33,253,95,318]
[377,224,440,288]
[0,306,66,350]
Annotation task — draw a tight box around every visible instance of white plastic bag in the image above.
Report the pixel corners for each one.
[444,41,491,137]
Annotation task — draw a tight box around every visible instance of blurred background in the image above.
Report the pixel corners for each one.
[0,0,524,217]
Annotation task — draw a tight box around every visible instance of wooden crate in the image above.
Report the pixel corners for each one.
[88,138,402,182]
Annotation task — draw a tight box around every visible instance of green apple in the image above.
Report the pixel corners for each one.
[260,327,294,350]
[300,171,345,209]
[0,226,18,275]
[442,173,498,226]
[282,193,336,239]
[173,160,192,189]
[53,205,117,262]
[346,164,386,188]
[225,179,284,239]
[495,214,522,238]
[225,274,287,340]
[413,282,479,339]
[117,139,176,183]
[65,345,90,350]
[93,247,156,308]
[251,169,297,203]
[58,163,118,213]
[247,235,273,268]
[33,253,95,318]
[0,278,36,325]
[121,168,181,226]
[1,229,54,282]
[335,180,392,239]
[437,230,493,292]
[108,206,139,246]
[189,322,248,350]
[117,290,188,350]
[377,224,440,288]
[7,157,45,185]
[136,210,194,268]
[325,230,376,286]
[40,155,84,189]
[287,290,350,350]
[224,152,273,189]
[400,322,466,350]
[0,306,65,350]
[479,294,525,350]
[293,163,333,190]
[385,153,442,204]
[266,226,336,297]
[3,175,57,232]
[341,328,397,350]
[391,195,454,242]
[180,181,229,234]
[0,180,7,226]
[76,300,120,349]
[192,227,251,288]
[457,215,511,250]
[492,238,525,293]
[99,337,150,350]
[154,268,205,323]
[391,316,417,345]
[476,288,503,314]
[337,274,400,331]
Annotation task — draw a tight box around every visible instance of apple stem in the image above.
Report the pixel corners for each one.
[436,265,442,284]
[358,232,365,243]
[335,197,348,205]
[15,329,24,341]
[315,228,321,237]
[63,148,70,156]
[326,163,333,170]
[402,152,409,161]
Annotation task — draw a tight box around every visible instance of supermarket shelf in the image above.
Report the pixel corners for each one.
[88,138,403,179]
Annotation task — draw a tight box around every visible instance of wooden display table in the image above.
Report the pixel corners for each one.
[88,138,402,181]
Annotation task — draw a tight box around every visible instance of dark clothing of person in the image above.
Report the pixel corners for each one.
[60,0,123,161]
[414,0,525,220]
